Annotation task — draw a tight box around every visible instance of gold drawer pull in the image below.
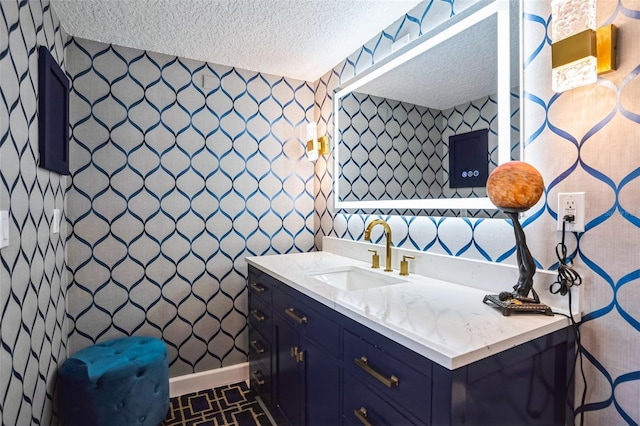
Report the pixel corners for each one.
[250,370,265,386]
[250,340,265,354]
[354,356,399,388]
[251,282,265,293]
[285,307,307,324]
[354,407,372,426]
[251,309,265,322]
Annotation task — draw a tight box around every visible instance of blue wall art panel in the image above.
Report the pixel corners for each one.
[0,1,69,425]
[65,38,315,376]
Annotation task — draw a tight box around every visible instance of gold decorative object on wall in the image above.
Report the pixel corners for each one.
[306,122,329,161]
[551,0,618,92]
[306,135,329,156]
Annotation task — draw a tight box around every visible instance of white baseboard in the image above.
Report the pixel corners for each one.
[169,362,249,397]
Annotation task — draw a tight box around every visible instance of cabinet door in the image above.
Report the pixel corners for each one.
[303,335,341,426]
[275,316,304,425]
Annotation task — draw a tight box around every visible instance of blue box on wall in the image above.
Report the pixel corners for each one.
[448,129,489,189]
[38,46,70,175]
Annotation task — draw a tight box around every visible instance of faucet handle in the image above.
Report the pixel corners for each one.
[400,255,415,276]
[368,249,380,269]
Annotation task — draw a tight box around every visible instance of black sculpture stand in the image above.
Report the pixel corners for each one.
[483,211,553,316]
[483,294,553,316]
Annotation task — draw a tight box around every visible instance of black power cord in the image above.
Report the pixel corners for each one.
[551,214,586,426]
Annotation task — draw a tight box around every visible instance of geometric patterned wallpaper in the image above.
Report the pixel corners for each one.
[65,38,315,377]
[314,0,640,424]
[2,0,638,425]
[522,2,640,423]
[338,90,515,203]
[338,92,446,202]
[1,1,69,425]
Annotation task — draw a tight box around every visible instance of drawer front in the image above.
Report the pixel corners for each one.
[249,327,271,375]
[272,286,297,320]
[248,266,278,304]
[249,363,271,407]
[273,287,340,357]
[343,372,417,426]
[344,330,431,422]
[249,326,272,406]
[249,293,271,339]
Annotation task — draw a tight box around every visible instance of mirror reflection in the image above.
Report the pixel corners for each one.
[334,1,521,211]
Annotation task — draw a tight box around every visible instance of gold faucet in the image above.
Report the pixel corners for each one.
[364,219,392,272]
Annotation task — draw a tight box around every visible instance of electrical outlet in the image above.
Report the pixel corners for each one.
[52,209,60,234]
[557,192,585,232]
[0,211,8,249]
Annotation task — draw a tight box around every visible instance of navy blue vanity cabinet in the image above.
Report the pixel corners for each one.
[247,265,575,426]
[430,329,575,425]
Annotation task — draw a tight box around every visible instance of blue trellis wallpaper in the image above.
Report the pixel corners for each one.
[339,92,447,202]
[0,1,69,425]
[2,0,639,425]
[64,38,316,376]
[314,0,640,424]
[338,90,517,203]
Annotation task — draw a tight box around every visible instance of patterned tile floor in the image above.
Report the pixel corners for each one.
[163,382,270,426]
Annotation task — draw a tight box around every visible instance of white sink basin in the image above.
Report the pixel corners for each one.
[307,266,407,291]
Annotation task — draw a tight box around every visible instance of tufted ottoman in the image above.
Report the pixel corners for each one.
[58,336,169,426]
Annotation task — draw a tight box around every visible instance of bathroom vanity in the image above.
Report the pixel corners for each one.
[246,249,576,426]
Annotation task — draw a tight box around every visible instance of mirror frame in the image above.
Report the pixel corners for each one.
[333,0,522,211]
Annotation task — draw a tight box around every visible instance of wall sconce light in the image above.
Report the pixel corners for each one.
[306,122,329,161]
[551,0,617,92]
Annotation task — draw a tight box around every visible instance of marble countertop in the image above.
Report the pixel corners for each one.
[245,251,571,370]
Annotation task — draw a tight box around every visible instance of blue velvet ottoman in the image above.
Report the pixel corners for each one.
[58,336,169,426]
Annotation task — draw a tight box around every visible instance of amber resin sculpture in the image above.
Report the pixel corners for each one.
[486,161,544,212]
[483,161,551,315]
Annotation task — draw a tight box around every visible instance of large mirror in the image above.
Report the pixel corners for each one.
[333,0,521,213]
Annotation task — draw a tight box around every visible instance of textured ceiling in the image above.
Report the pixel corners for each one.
[355,4,520,111]
[51,0,423,82]
[357,13,502,111]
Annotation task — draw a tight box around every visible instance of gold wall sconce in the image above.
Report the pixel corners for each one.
[306,122,329,161]
[551,0,617,92]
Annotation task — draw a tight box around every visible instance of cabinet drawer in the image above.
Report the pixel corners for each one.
[248,266,278,304]
[344,330,431,422]
[249,363,272,407]
[249,326,272,407]
[343,372,417,426]
[249,327,271,374]
[249,293,271,338]
[273,287,340,357]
